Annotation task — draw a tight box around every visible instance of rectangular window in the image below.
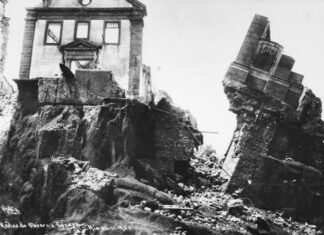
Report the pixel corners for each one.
[75,21,90,40]
[45,22,62,45]
[104,22,120,44]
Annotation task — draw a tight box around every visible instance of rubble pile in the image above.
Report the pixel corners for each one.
[189,146,225,185]
[127,149,321,234]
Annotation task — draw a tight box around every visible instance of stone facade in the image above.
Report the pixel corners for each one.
[18,0,151,100]
[222,15,324,221]
[224,14,304,108]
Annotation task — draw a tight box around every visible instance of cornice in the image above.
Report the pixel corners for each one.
[25,7,146,20]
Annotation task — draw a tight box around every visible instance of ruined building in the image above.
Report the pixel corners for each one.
[6,0,201,183]
[224,14,304,108]
[222,14,324,222]
[17,0,152,103]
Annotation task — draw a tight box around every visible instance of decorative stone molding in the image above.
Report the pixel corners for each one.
[59,39,102,69]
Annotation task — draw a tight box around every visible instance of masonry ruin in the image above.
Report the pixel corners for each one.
[10,0,202,180]
[222,14,324,220]
[16,0,152,104]
[224,14,304,108]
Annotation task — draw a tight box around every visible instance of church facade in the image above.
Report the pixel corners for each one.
[19,0,148,97]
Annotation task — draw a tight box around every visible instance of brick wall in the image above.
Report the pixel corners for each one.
[153,99,202,176]
[19,10,36,79]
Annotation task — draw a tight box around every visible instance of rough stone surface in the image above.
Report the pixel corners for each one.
[1,93,201,195]
[153,98,202,176]
[225,14,304,108]
[221,15,324,224]
[0,90,204,233]
[38,70,125,105]
[222,77,324,224]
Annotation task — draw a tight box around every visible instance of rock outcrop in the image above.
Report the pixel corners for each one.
[222,14,324,224]
[0,78,204,234]
[1,93,201,187]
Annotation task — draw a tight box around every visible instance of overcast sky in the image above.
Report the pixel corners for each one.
[4,0,324,156]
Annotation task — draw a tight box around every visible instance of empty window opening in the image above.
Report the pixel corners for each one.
[45,22,62,45]
[75,22,90,40]
[104,22,120,44]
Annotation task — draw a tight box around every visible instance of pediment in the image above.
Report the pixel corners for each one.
[60,39,102,52]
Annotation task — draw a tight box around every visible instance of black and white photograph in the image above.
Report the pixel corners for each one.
[0,0,323,234]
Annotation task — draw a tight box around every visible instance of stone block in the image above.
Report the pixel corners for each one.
[285,87,304,108]
[289,72,304,87]
[56,78,79,104]
[248,15,269,36]
[75,69,125,104]
[274,54,295,80]
[38,78,58,103]
[235,37,259,66]
[224,64,249,84]
[246,75,267,92]
[37,70,125,105]
[264,78,289,101]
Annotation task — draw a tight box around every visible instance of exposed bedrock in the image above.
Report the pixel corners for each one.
[0,86,204,234]
[1,95,201,191]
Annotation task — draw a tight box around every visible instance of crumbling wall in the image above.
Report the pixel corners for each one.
[153,98,202,176]
[222,84,324,220]
[222,16,324,223]
[224,14,304,108]
[38,70,125,105]
[222,14,324,222]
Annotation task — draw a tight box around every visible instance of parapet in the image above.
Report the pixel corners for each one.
[224,14,304,108]
[15,70,125,107]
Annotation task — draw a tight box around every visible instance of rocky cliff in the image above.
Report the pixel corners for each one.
[0,82,207,234]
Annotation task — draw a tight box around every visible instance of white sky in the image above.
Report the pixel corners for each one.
[4,0,324,156]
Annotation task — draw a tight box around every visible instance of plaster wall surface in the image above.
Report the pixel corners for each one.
[35,0,132,8]
[30,20,63,78]
[29,19,131,90]
[97,20,131,89]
